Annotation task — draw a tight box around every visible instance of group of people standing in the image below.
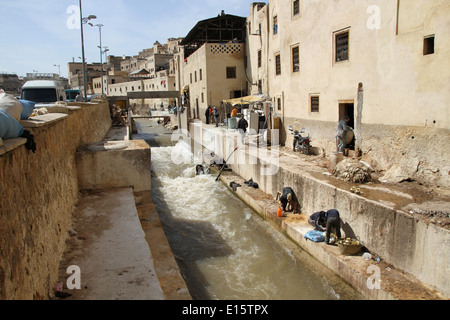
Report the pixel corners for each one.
[204,106,249,144]
[205,106,220,127]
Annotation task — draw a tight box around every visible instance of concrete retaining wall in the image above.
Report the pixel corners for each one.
[76,140,151,192]
[189,123,450,297]
[0,102,111,300]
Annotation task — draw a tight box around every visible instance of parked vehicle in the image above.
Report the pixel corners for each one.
[65,89,80,102]
[289,126,311,155]
[86,94,98,102]
[21,80,66,108]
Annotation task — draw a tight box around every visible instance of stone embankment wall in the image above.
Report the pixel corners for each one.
[190,123,449,298]
[283,119,450,189]
[0,102,111,299]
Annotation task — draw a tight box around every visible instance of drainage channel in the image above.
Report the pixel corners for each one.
[134,119,363,300]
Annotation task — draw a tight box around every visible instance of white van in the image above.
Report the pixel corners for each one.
[21,80,66,108]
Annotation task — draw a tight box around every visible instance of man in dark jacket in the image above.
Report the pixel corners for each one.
[237,114,248,144]
[277,187,299,214]
[325,209,342,245]
[308,211,327,231]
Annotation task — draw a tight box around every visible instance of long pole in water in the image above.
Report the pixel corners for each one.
[215,147,238,181]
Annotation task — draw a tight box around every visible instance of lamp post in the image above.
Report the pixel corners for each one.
[103,47,110,96]
[54,64,61,77]
[89,23,104,96]
[79,0,96,101]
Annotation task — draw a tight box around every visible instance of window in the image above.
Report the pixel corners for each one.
[273,16,278,34]
[275,54,281,75]
[195,71,197,82]
[190,73,192,83]
[226,66,236,79]
[293,0,300,16]
[292,46,300,73]
[199,69,203,81]
[424,35,435,55]
[311,96,319,113]
[335,30,349,62]
[258,50,262,68]
[201,92,204,103]
[277,97,282,111]
[258,80,262,94]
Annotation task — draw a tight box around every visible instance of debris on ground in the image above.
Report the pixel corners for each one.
[334,158,372,184]
[110,104,127,126]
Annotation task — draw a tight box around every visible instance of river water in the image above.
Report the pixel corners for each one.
[135,119,362,300]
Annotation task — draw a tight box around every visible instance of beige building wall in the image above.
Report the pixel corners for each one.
[266,0,450,127]
[252,0,450,187]
[182,43,246,121]
[246,3,270,96]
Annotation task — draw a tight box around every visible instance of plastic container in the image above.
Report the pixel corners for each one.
[277,206,283,218]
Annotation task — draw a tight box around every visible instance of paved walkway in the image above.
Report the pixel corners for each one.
[57,188,165,300]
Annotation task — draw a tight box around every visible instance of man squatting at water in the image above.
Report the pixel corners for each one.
[276,187,300,214]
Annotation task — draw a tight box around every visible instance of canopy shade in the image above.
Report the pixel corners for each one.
[222,94,269,106]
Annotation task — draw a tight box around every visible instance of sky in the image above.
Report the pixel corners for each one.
[0,0,256,78]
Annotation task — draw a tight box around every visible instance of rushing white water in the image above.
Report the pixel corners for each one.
[150,139,343,300]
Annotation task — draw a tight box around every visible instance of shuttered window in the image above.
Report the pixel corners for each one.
[311,96,319,113]
[275,54,281,75]
[292,46,299,72]
[293,0,300,16]
[335,31,349,62]
[226,66,236,79]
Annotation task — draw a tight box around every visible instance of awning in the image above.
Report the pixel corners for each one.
[129,68,149,76]
[222,94,269,106]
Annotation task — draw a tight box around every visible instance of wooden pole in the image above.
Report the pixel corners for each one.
[355,82,363,158]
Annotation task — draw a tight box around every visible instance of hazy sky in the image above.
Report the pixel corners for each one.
[0,0,256,77]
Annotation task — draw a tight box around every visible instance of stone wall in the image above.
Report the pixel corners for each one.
[282,118,450,189]
[0,102,111,299]
[189,123,450,297]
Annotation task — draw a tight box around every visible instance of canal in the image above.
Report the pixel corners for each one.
[134,119,363,300]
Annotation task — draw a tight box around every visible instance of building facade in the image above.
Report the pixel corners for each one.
[245,0,450,187]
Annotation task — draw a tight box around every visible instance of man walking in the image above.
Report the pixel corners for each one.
[237,114,248,144]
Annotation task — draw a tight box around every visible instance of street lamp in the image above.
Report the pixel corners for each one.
[54,64,61,77]
[79,0,96,101]
[103,47,110,96]
[89,23,104,96]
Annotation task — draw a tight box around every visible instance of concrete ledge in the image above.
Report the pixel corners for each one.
[218,171,445,300]
[20,113,68,128]
[0,138,26,156]
[134,191,192,300]
[76,140,151,192]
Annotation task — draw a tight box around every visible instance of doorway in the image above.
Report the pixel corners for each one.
[339,102,354,128]
[339,101,355,151]
[196,98,200,120]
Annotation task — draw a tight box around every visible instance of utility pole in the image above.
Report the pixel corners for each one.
[79,0,96,101]
[355,82,363,158]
